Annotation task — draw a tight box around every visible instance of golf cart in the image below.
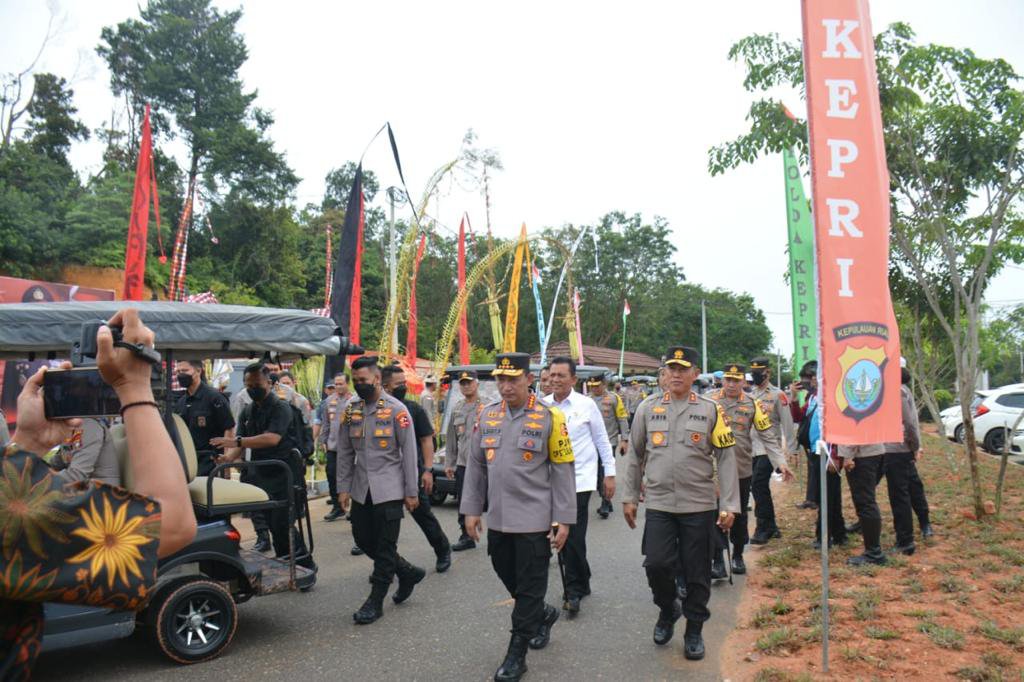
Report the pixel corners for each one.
[428,362,611,505]
[0,302,358,664]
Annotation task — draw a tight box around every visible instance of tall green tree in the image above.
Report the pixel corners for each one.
[708,23,1024,517]
[25,73,89,164]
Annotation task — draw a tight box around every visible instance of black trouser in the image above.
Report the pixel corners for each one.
[350,494,412,591]
[806,451,821,505]
[846,455,883,550]
[908,460,930,528]
[884,451,915,546]
[716,476,752,558]
[196,450,217,477]
[644,509,715,623]
[597,457,609,504]
[815,465,846,544]
[253,458,306,558]
[411,483,451,557]
[326,449,339,505]
[751,456,779,535]
[488,530,551,639]
[455,464,467,534]
[563,491,592,599]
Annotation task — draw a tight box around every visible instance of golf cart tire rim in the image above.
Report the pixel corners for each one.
[172,594,226,651]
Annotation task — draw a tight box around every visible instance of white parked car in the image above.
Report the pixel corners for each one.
[972,385,1024,453]
[940,404,967,443]
[1011,429,1024,455]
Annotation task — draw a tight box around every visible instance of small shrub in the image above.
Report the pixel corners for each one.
[919,621,965,650]
[940,575,970,593]
[756,626,801,654]
[994,573,1024,594]
[978,620,1024,647]
[866,625,900,640]
[853,588,881,620]
[905,608,937,619]
[989,547,1024,567]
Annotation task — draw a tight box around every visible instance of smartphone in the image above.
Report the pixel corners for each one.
[43,367,122,419]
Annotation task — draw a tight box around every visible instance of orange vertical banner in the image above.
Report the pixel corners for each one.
[802,0,901,444]
[122,104,154,300]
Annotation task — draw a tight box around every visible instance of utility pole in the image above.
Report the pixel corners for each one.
[701,299,708,374]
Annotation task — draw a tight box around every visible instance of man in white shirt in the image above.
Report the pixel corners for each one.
[545,356,615,618]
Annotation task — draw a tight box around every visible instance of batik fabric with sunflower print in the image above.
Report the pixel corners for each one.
[0,443,161,680]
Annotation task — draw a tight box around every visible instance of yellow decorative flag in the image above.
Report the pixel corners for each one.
[502,224,528,352]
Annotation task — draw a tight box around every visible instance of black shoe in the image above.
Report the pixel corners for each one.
[393,564,426,604]
[812,537,833,550]
[324,506,345,522]
[252,530,271,553]
[683,621,705,660]
[353,597,383,624]
[436,550,452,573]
[796,500,818,510]
[653,599,682,645]
[351,545,365,556]
[606,500,614,513]
[833,534,849,547]
[563,596,581,618]
[297,555,318,572]
[846,521,862,534]
[528,604,560,650]
[731,556,747,575]
[891,542,916,556]
[848,548,888,566]
[494,634,529,682]
[921,523,934,538]
[751,529,780,545]
[597,507,609,519]
[711,557,728,581]
[452,535,476,552]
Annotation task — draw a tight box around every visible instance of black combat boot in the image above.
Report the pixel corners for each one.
[731,554,747,575]
[528,604,560,650]
[393,561,426,604]
[252,529,271,552]
[353,583,388,624]
[683,620,705,660]
[710,554,728,581]
[653,599,682,645]
[847,517,887,566]
[494,633,530,681]
[452,533,477,551]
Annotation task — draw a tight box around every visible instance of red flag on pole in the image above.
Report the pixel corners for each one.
[458,215,470,364]
[349,191,365,346]
[406,232,428,364]
[324,223,333,309]
[122,104,155,300]
[802,0,901,444]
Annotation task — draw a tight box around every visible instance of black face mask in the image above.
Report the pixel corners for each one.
[751,371,767,386]
[176,373,194,389]
[391,385,408,401]
[268,372,280,384]
[354,383,376,401]
[247,386,268,402]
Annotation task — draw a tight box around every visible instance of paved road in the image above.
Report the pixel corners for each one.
[34,493,745,681]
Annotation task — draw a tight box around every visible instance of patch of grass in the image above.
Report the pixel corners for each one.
[989,546,1024,567]
[904,607,937,619]
[940,574,970,593]
[853,587,881,620]
[755,626,801,654]
[902,577,925,594]
[994,572,1024,594]
[978,620,1024,647]
[978,559,1001,572]
[954,665,1003,681]
[760,545,806,569]
[982,651,1014,668]
[919,620,966,650]
[753,669,813,682]
[762,572,795,591]
[866,625,900,640]
[751,598,794,628]
[840,646,867,662]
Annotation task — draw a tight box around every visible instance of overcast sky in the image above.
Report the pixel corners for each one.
[3,0,1023,358]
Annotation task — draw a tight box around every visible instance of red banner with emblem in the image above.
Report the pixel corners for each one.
[802,0,901,443]
[123,104,155,301]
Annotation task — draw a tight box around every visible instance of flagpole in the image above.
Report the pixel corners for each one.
[618,306,628,378]
[701,299,708,374]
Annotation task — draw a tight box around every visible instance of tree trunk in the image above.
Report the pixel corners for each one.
[960,405,986,519]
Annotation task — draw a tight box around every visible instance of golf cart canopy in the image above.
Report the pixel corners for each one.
[443,363,612,381]
[0,301,344,360]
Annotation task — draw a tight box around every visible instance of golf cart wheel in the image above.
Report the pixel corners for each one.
[153,578,237,664]
[984,428,1008,454]
[954,424,965,444]
[429,489,447,505]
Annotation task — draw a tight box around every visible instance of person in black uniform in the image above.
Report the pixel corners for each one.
[212,363,315,570]
[174,358,235,476]
[381,365,453,573]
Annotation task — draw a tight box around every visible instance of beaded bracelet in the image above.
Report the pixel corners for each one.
[119,400,160,416]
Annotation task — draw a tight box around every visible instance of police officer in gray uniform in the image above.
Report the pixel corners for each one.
[337,356,425,625]
[622,346,740,661]
[587,375,630,518]
[749,357,797,545]
[445,369,484,551]
[462,352,576,682]
[51,418,121,486]
[706,364,789,577]
[318,372,352,521]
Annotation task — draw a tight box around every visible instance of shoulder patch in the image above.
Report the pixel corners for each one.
[547,406,575,464]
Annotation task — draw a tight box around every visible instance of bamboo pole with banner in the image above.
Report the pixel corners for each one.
[618,300,630,377]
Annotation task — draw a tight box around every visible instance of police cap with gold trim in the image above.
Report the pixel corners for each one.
[723,363,746,380]
[456,369,478,383]
[493,352,530,377]
[749,357,771,370]
[664,345,700,368]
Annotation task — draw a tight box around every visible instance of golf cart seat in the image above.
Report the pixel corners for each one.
[109,414,270,507]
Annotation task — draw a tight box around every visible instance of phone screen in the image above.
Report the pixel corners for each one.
[43,367,122,419]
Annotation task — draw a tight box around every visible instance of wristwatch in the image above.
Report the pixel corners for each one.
[236,436,243,447]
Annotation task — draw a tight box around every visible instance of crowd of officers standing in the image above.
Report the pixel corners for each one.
[160,343,928,682]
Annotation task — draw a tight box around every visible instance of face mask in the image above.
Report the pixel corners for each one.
[247,386,268,402]
[268,372,280,384]
[354,383,376,401]
[391,385,408,401]
[176,373,194,389]
[751,371,766,385]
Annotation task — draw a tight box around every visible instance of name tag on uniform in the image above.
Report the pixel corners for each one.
[378,409,393,419]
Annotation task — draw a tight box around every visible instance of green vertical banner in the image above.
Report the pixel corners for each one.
[784,147,818,369]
